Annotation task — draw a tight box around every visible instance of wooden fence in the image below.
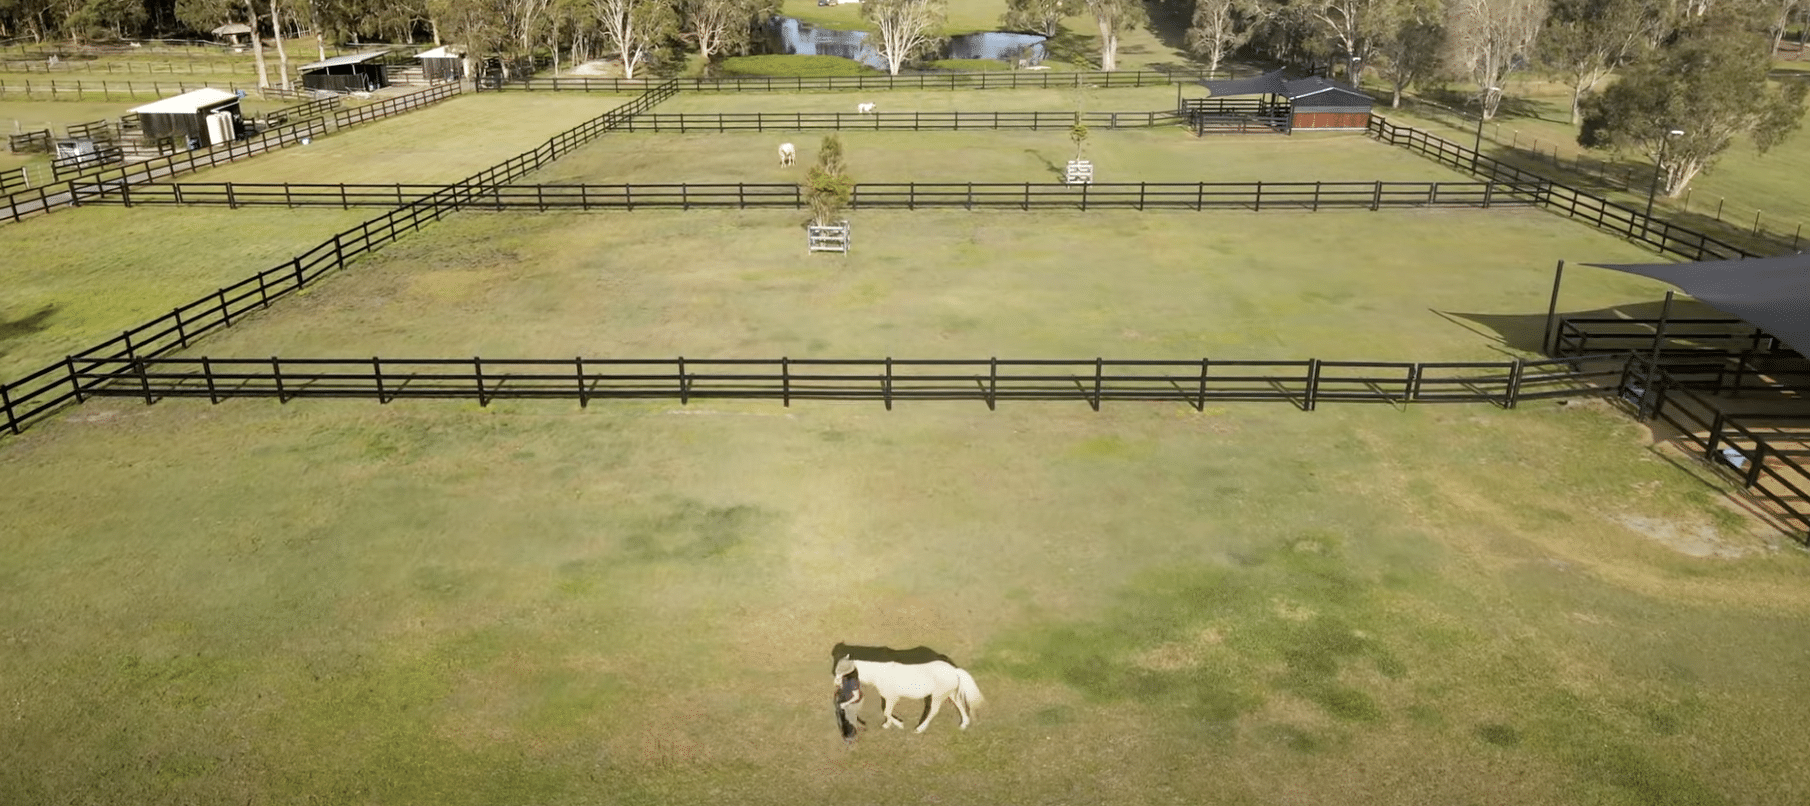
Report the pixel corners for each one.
[50,145,123,179]
[74,179,1549,212]
[31,353,1628,420]
[0,117,328,222]
[0,165,27,193]
[1366,115,1757,261]
[0,84,681,438]
[1619,356,1810,542]
[0,78,260,100]
[332,82,461,127]
[476,69,1224,94]
[610,109,1185,132]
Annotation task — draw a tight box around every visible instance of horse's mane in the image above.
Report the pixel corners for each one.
[831,643,958,670]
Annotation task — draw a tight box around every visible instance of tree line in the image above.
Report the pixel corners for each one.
[4,0,1803,195]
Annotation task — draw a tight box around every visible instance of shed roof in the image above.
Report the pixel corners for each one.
[130,87,240,114]
[1281,76,1372,107]
[211,23,252,36]
[299,50,390,72]
[1584,254,1810,358]
[416,46,464,59]
[1197,71,1372,105]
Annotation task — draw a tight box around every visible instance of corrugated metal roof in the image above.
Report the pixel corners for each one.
[129,87,240,114]
[1280,76,1372,107]
[299,49,390,72]
[416,46,464,59]
[1197,71,1371,105]
[1198,70,1287,98]
[211,23,252,35]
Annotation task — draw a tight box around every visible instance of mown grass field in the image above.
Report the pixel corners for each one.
[185,208,1663,362]
[184,93,637,185]
[0,206,375,382]
[5,84,1810,806]
[533,128,1474,185]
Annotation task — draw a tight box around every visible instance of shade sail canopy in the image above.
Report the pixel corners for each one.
[1585,254,1810,357]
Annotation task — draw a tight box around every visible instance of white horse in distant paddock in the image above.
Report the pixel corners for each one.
[778,142,796,166]
[857,102,876,114]
[833,655,983,732]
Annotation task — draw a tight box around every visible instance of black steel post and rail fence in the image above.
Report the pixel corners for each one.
[71,179,1549,212]
[610,110,1186,132]
[1365,116,1759,262]
[475,69,1224,94]
[0,83,461,224]
[0,83,683,437]
[1616,355,1810,541]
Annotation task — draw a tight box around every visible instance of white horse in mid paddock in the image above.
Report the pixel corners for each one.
[834,655,983,732]
[856,102,875,114]
[778,142,796,166]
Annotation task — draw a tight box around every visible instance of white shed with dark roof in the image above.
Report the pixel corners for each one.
[130,87,244,147]
[416,46,466,81]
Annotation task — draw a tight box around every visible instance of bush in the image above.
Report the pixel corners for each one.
[718,55,883,77]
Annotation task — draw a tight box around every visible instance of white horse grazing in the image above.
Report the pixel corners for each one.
[856,102,876,114]
[833,655,983,733]
[778,142,796,166]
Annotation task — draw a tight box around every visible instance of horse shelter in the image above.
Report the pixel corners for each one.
[1185,70,1374,135]
[129,87,246,149]
[299,50,392,94]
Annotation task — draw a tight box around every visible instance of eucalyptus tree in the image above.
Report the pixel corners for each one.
[1371,0,1443,106]
[1579,14,1806,196]
[681,0,774,66]
[1539,0,1663,122]
[1186,0,1271,76]
[1085,0,1145,71]
[1001,0,1066,37]
[594,0,677,79]
[861,0,946,76]
[1446,0,1550,119]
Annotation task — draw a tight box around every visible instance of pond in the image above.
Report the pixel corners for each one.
[765,17,1046,72]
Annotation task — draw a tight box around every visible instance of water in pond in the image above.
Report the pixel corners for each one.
[765,18,1045,72]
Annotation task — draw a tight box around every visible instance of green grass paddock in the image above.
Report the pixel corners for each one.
[532,128,1474,185]
[182,207,1664,363]
[185,94,639,186]
[0,388,1806,805]
[0,207,376,382]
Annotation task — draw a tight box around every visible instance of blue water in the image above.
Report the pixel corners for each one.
[765,18,1046,72]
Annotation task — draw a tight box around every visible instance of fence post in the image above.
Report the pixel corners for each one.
[1371,180,1381,211]
[883,357,893,411]
[987,357,997,411]
[1091,357,1103,411]
[217,288,233,326]
[677,356,688,405]
[0,382,17,435]
[781,356,790,407]
[202,356,217,404]
[1196,358,1209,411]
[136,354,154,405]
[66,357,86,404]
[1505,359,1523,409]
[372,357,386,404]
[474,357,487,406]
[574,357,586,407]
[271,357,285,402]
[1305,358,1320,411]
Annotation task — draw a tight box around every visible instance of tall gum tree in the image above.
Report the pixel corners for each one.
[1085,0,1146,71]
[1446,0,1550,119]
[1579,15,1808,196]
[861,0,946,76]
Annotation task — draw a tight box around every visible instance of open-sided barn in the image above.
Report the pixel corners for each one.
[129,87,245,148]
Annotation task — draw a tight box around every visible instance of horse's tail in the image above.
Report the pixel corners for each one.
[955,668,985,709]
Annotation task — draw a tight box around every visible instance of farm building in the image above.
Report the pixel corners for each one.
[211,23,251,47]
[299,50,391,93]
[129,87,245,148]
[416,46,465,81]
[1187,71,1375,134]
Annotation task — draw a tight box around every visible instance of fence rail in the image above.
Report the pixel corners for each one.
[0,83,681,438]
[0,165,27,193]
[477,69,1225,94]
[609,109,1185,132]
[75,179,1549,212]
[0,77,262,100]
[332,82,461,127]
[42,353,1627,415]
[1621,356,1810,542]
[1366,115,1758,261]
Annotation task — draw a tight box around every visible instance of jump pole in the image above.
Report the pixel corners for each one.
[1541,260,1565,355]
